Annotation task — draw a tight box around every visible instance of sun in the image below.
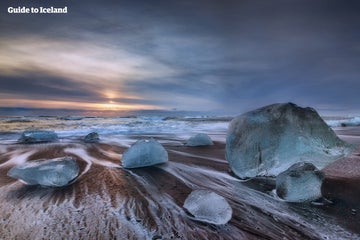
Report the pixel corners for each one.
[102,100,120,110]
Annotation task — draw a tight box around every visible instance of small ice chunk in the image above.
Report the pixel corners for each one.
[276,162,324,202]
[60,116,83,121]
[18,130,58,143]
[185,133,214,147]
[122,139,168,168]
[84,132,100,143]
[7,157,79,187]
[183,189,232,225]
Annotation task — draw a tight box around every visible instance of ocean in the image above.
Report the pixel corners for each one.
[0,108,232,145]
[1,107,360,144]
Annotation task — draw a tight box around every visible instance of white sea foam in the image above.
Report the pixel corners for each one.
[98,148,122,160]
[0,116,229,142]
[168,149,226,163]
[0,145,8,154]
[325,116,360,127]
[0,149,36,167]
[64,146,120,171]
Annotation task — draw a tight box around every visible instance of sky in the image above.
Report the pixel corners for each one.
[1,0,360,116]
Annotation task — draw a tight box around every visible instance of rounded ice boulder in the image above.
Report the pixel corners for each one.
[7,157,79,187]
[226,102,352,179]
[121,139,168,168]
[185,133,214,147]
[18,130,58,144]
[183,189,232,225]
[276,162,324,202]
[84,132,100,143]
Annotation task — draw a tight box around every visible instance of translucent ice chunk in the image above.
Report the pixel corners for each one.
[7,157,79,187]
[18,130,58,143]
[276,162,324,202]
[185,133,214,147]
[226,103,352,179]
[122,139,168,168]
[183,189,232,225]
[83,132,100,143]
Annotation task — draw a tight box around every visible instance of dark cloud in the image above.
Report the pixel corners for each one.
[0,74,101,102]
[1,0,360,114]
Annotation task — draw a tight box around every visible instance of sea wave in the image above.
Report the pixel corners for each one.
[0,116,230,143]
[325,116,360,127]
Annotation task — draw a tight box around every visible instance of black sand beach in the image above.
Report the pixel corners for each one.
[0,129,359,239]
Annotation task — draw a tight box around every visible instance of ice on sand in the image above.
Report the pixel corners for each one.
[84,132,100,143]
[7,157,79,187]
[185,133,214,147]
[18,130,58,143]
[226,102,352,179]
[183,189,232,225]
[276,162,324,202]
[122,139,168,168]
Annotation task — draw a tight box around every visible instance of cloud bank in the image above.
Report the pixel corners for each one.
[1,0,360,115]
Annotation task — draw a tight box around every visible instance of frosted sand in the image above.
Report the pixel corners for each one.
[0,139,359,239]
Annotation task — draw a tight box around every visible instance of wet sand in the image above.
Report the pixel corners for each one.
[0,139,359,239]
[322,147,360,206]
